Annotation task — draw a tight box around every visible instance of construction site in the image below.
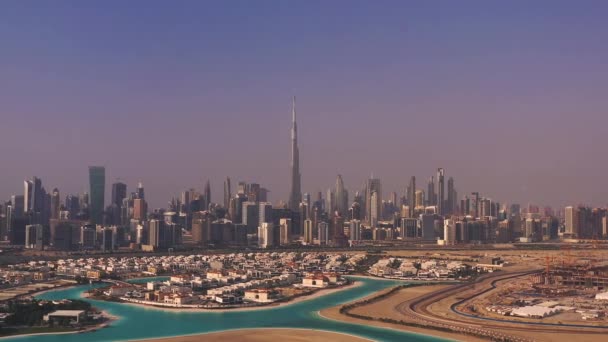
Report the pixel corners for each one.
[466,246,608,325]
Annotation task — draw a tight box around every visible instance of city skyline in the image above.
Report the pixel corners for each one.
[2,1,608,208]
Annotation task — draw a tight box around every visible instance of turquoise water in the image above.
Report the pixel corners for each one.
[6,277,446,342]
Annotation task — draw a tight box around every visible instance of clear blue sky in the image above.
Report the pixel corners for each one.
[1,0,607,208]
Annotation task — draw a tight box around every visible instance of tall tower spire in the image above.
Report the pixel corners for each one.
[292,96,296,125]
[288,96,302,211]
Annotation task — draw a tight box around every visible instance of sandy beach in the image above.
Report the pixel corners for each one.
[130,328,372,342]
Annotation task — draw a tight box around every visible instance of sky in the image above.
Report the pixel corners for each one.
[1,0,608,209]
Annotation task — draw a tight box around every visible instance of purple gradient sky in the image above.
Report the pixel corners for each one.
[1,1,607,209]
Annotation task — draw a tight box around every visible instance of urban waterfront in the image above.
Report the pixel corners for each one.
[5,277,445,342]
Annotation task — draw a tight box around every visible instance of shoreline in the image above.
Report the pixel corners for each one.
[30,283,79,298]
[317,310,459,342]
[123,327,374,342]
[349,274,460,283]
[317,284,472,342]
[101,280,363,313]
[0,285,120,341]
[0,309,119,340]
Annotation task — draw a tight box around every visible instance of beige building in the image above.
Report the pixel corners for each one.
[244,289,278,303]
[302,273,329,288]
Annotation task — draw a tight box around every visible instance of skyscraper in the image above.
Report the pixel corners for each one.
[437,168,445,216]
[303,219,313,244]
[50,188,60,220]
[326,188,334,215]
[24,179,32,213]
[133,198,147,221]
[288,96,302,211]
[366,177,382,225]
[136,181,145,200]
[89,166,105,225]
[335,174,348,215]
[427,176,436,206]
[415,190,424,208]
[447,177,456,215]
[565,206,578,237]
[408,176,416,217]
[24,177,43,219]
[223,177,231,209]
[203,180,211,210]
[111,182,127,207]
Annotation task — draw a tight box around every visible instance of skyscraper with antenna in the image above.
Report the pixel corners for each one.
[288,96,302,211]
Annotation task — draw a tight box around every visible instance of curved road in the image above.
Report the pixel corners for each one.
[395,269,608,341]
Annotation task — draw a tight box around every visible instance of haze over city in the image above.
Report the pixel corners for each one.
[2,0,608,208]
[4,2,608,342]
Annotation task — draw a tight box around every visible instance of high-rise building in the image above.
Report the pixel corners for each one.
[258,202,272,228]
[203,180,211,210]
[89,166,105,225]
[288,96,302,211]
[244,183,259,202]
[318,222,329,245]
[408,176,416,217]
[10,195,24,219]
[242,201,259,232]
[447,177,456,215]
[480,198,492,217]
[427,176,436,206]
[110,182,126,225]
[279,218,292,245]
[400,217,418,238]
[370,191,379,227]
[420,214,436,241]
[303,219,313,244]
[349,202,361,221]
[136,182,145,200]
[237,181,247,195]
[23,178,37,213]
[258,222,274,248]
[148,219,163,248]
[25,224,43,249]
[80,225,96,248]
[111,182,127,207]
[24,177,44,223]
[49,219,82,250]
[223,177,231,209]
[50,188,60,220]
[350,219,361,241]
[366,177,382,224]
[64,194,79,219]
[110,182,126,207]
[415,190,424,208]
[436,168,445,215]
[335,175,348,215]
[443,219,456,245]
[100,227,115,252]
[565,206,578,237]
[325,188,334,215]
[133,198,147,221]
[390,192,398,208]
[192,211,213,244]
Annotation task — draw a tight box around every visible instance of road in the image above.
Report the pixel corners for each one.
[395,268,608,341]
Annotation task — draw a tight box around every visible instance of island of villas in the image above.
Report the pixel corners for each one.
[2,248,608,342]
